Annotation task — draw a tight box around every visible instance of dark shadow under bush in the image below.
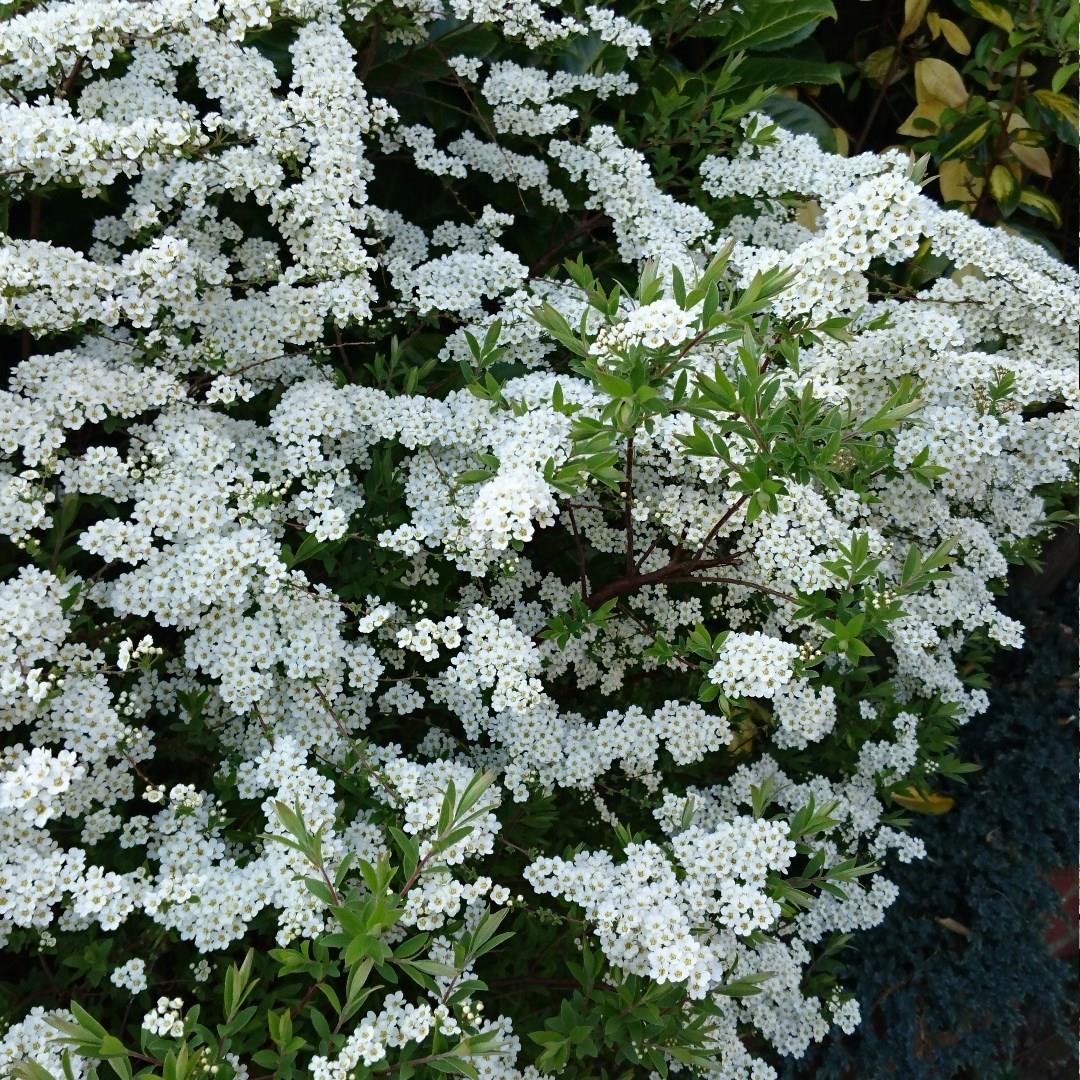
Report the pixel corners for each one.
[790,573,1079,1080]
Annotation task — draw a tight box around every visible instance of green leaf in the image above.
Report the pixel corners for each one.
[939,118,993,161]
[219,1004,257,1039]
[403,958,459,977]
[427,1060,478,1077]
[692,0,837,50]
[717,971,776,997]
[733,56,847,88]
[528,1031,565,1046]
[482,320,502,355]
[8,1065,59,1080]
[305,877,337,906]
[98,1037,129,1061]
[531,303,588,357]
[284,531,326,569]
[456,469,495,485]
[394,932,430,961]
[594,370,634,399]
[671,264,687,306]
[988,162,1019,208]
[69,1003,107,1041]
[760,94,837,151]
[470,907,510,952]
[455,770,496,817]
[106,1061,132,1080]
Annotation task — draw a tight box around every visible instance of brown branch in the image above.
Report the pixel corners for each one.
[973,47,1029,222]
[484,975,616,993]
[667,575,798,604]
[58,55,87,98]
[671,521,690,562]
[563,501,612,514]
[633,531,662,573]
[309,681,401,801]
[566,506,589,600]
[630,522,691,580]
[692,493,750,561]
[655,323,715,379]
[20,193,42,359]
[333,326,356,383]
[617,602,696,670]
[854,36,903,155]
[584,555,729,611]
[585,527,787,611]
[398,853,435,898]
[357,15,381,79]
[528,213,607,278]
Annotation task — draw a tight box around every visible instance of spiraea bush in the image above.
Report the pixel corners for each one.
[0,1,1076,1078]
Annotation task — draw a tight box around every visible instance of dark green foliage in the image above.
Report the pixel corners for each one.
[788,577,1078,1080]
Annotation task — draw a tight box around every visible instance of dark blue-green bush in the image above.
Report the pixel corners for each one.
[791,578,1078,1079]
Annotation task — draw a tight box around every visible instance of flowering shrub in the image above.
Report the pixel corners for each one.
[0,1,1077,1079]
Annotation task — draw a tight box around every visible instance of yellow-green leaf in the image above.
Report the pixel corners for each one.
[900,0,931,39]
[969,0,1014,31]
[938,17,971,54]
[794,199,822,231]
[862,46,906,86]
[938,159,983,204]
[891,786,955,814]
[1010,140,1053,177]
[940,118,992,159]
[727,713,758,756]
[914,58,968,108]
[1018,187,1062,226]
[898,100,946,136]
[988,163,1018,203]
[1034,89,1079,131]
[1009,123,1044,147]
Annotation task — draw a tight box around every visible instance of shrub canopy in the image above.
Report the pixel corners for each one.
[0,1,1076,1078]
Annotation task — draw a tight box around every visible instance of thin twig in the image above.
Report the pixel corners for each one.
[528,213,607,278]
[668,575,798,604]
[623,436,635,574]
[633,531,663,573]
[692,493,750,561]
[973,44,1029,221]
[57,55,87,98]
[854,41,903,155]
[566,506,589,600]
[617,602,696,670]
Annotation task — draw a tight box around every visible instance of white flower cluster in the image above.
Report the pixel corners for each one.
[142,996,185,1039]
[708,632,800,700]
[0,1008,89,1080]
[527,814,796,998]
[0,746,84,827]
[772,681,838,750]
[0,2,1076,1078]
[110,956,148,993]
[593,296,699,357]
[312,991,436,1074]
[552,125,712,262]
